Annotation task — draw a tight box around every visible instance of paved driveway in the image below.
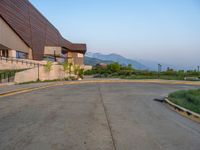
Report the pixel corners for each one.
[0,83,199,150]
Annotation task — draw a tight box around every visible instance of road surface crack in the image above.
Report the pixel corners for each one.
[97,83,117,150]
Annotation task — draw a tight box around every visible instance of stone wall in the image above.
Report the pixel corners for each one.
[14,64,73,83]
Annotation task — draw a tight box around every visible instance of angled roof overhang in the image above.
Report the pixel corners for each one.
[0,0,87,60]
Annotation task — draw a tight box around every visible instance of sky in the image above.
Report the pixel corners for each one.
[30,0,200,69]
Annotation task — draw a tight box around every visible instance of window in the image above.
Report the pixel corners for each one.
[16,51,28,59]
[43,55,55,62]
[0,50,8,58]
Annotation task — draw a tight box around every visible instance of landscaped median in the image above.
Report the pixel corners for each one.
[166,89,200,123]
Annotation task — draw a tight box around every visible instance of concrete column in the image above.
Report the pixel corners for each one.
[28,48,33,59]
[8,49,16,58]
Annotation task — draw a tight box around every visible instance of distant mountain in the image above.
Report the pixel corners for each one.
[84,56,114,66]
[86,52,148,70]
[86,52,194,71]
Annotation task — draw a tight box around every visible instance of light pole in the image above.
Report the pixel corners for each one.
[54,50,57,62]
[37,63,40,81]
[158,64,162,79]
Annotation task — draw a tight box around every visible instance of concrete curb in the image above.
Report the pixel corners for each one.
[0,82,15,87]
[0,83,65,98]
[165,98,200,123]
[0,79,200,98]
[0,81,89,97]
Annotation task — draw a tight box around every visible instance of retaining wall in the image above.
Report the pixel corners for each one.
[14,65,73,83]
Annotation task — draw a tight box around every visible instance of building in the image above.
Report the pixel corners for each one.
[0,0,86,66]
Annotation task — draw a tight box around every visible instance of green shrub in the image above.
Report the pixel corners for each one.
[62,62,69,74]
[168,89,200,114]
[44,61,53,73]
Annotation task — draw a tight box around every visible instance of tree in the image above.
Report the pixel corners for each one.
[68,63,73,76]
[62,61,69,79]
[74,65,80,76]
[44,61,53,80]
[107,63,121,72]
[74,65,84,79]
[127,64,133,70]
[78,68,84,79]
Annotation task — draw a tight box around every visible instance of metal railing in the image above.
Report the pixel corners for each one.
[0,56,45,83]
[0,71,16,83]
[0,56,45,67]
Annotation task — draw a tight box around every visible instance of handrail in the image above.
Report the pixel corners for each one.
[0,56,44,67]
[0,71,16,83]
[0,56,44,83]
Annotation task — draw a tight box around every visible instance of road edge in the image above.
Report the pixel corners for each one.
[165,98,200,123]
[0,79,200,98]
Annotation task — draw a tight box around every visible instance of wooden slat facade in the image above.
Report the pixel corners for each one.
[0,0,86,60]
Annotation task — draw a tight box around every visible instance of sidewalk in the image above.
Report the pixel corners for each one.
[0,82,63,94]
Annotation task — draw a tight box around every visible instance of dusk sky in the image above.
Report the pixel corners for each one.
[30,0,200,68]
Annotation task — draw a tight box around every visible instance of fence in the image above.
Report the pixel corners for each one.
[0,71,16,83]
[0,56,44,67]
[0,56,45,83]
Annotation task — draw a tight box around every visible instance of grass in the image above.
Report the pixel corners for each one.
[119,75,186,80]
[18,79,66,85]
[18,77,78,85]
[168,89,200,114]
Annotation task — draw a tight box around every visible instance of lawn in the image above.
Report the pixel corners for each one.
[168,89,200,114]
[121,75,185,80]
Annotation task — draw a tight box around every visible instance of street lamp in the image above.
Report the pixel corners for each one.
[158,64,162,79]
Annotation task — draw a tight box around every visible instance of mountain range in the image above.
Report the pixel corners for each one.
[85,52,148,70]
[84,56,114,66]
[85,52,195,71]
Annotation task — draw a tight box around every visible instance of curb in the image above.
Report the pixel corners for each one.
[0,83,64,98]
[0,79,200,98]
[0,82,15,87]
[0,81,90,98]
[165,98,200,123]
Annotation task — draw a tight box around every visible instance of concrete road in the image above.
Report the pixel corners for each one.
[0,82,199,150]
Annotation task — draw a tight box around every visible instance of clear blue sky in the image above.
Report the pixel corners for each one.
[30,0,200,68]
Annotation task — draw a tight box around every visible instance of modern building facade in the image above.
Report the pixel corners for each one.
[0,0,86,65]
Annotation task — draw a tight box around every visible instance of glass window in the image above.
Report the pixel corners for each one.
[43,56,55,62]
[16,51,28,59]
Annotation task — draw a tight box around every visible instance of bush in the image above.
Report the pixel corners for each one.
[168,89,200,114]
[107,63,121,72]
[78,69,84,79]
[118,70,134,76]
[84,70,96,75]
[44,61,53,73]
